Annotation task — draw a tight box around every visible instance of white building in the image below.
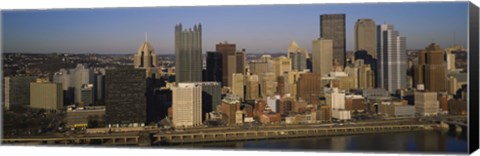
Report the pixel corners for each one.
[326,88,346,110]
[171,83,202,128]
[377,24,407,93]
[326,88,351,120]
[414,91,439,116]
[266,95,281,113]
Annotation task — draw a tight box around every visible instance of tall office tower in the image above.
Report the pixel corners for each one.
[354,50,377,87]
[220,94,241,125]
[245,74,260,101]
[414,51,426,88]
[423,43,447,92]
[216,41,236,86]
[232,73,245,100]
[171,83,202,128]
[377,24,407,93]
[312,38,333,76]
[175,23,202,83]
[206,51,223,83]
[4,76,36,110]
[272,56,292,79]
[260,72,277,98]
[355,59,375,89]
[296,73,324,104]
[30,81,63,111]
[355,19,377,58]
[191,82,221,120]
[105,68,146,127]
[236,49,246,74]
[415,91,439,116]
[320,14,346,66]
[287,41,307,71]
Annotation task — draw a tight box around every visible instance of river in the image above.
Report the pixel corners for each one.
[166,130,468,154]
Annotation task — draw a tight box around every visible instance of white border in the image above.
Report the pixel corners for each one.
[0,0,478,156]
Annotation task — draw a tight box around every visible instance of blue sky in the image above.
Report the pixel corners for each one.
[2,2,469,54]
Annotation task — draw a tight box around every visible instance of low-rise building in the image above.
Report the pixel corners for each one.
[382,100,415,118]
[448,99,467,115]
[66,106,106,128]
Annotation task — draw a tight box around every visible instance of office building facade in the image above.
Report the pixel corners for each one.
[175,23,203,83]
[377,24,407,93]
[171,83,203,128]
[312,38,333,76]
[105,68,146,127]
[320,14,346,66]
[355,19,377,58]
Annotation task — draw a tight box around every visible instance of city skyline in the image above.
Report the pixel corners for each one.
[2,2,468,54]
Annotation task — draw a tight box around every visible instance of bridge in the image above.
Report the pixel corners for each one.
[153,124,436,145]
[2,134,146,146]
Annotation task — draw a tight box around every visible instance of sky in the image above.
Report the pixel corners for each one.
[1,2,469,54]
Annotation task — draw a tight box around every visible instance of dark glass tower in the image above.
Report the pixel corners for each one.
[320,14,346,66]
[206,51,223,83]
[105,68,146,127]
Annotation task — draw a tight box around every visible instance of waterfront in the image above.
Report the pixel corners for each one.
[173,131,468,154]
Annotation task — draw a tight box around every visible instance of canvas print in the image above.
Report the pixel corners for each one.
[1,1,478,155]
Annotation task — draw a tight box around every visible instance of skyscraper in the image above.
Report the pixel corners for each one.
[206,51,223,83]
[423,43,447,92]
[236,49,246,74]
[320,14,346,66]
[105,68,146,127]
[287,41,308,71]
[216,42,236,86]
[312,38,333,76]
[171,83,203,128]
[175,23,202,83]
[355,19,377,58]
[377,24,407,93]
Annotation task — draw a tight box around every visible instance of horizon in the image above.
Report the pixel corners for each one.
[2,2,469,54]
